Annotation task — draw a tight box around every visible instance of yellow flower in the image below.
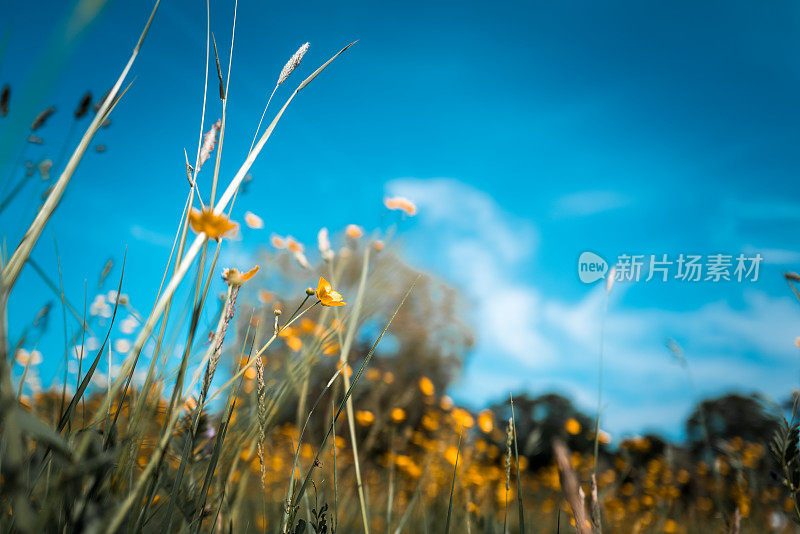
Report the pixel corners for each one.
[244,211,264,229]
[221,265,259,286]
[384,196,417,216]
[565,418,582,435]
[451,408,474,429]
[418,376,435,396]
[355,410,375,426]
[477,410,494,434]
[421,413,439,431]
[445,445,460,466]
[336,361,353,378]
[279,328,303,351]
[285,336,302,352]
[391,407,407,423]
[345,224,364,239]
[316,276,346,307]
[286,236,303,254]
[188,207,237,240]
[271,234,286,249]
[322,341,339,356]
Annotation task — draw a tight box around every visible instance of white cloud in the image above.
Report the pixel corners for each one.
[386,177,800,438]
[388,178,553,368]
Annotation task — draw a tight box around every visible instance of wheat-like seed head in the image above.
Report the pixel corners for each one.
[201,285,238,399]
[31,106,55,131]
[75,91,93,119]
[277,42,309,86]
[0,84,10,117]
[256,353,268,488]
[504,417,513,490]
[197,119,222,172]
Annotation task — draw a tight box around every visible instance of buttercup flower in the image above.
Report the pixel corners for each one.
[355,410,375,426]
[316,276,346,307]
[384,196,417,216]
[565,417,582,435]
[419,376,435,396]
[244,211,264,229]
[345,224,364,239]
[286,336,303,352]
[477,410,494,433]
[285,236,303,254]
[451,407,474,429]
[189,208,238,240]
[336,361,353,378]
[271,234,286,249]
[391,407,407,423]
[222,265,260,286]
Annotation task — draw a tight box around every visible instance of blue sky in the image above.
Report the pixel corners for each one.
[2,0,800,440]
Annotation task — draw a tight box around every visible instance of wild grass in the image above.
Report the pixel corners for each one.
[0,3,797,534]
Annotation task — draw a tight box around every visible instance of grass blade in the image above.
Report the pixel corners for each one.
[444,427,463,534]
[511,396,525,533]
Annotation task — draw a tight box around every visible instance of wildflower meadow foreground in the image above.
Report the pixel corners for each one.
[1,3,799,534]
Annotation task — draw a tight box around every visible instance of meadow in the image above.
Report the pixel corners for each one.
[1,2,799,533]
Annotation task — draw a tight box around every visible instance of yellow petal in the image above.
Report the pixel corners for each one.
[241,265,260,282]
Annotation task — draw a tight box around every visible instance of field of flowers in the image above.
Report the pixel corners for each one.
[1,2,799,533]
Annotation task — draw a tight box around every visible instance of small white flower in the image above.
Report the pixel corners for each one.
[114,338,131,354]
[293,250,310,269]
[317,227,334,261]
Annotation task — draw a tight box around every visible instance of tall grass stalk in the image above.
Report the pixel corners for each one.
[445,427,464,534]
[553,439,591,534]
[283,367,343,530]
[510,395,525,533]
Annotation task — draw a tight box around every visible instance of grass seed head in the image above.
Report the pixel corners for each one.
[0,84,9,116]
[278,42,309,86]
[74,91,93,118]
[31,106,55,131]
